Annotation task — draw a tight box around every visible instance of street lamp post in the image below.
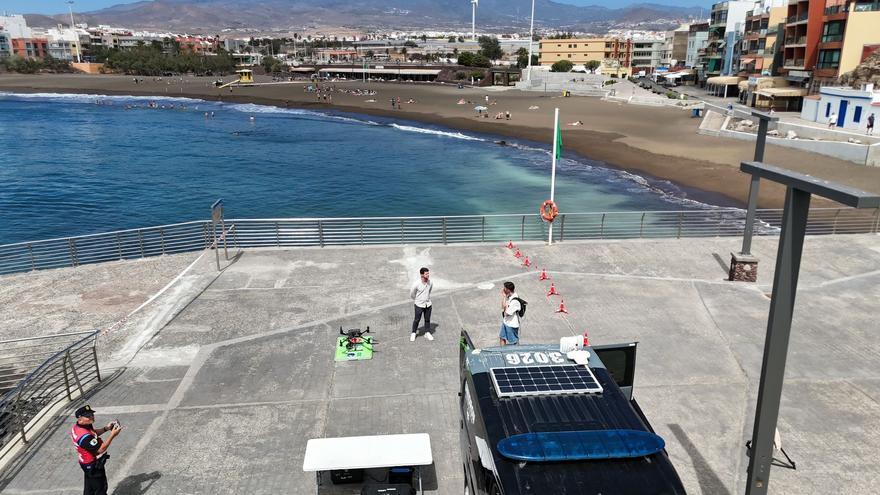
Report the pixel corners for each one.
[67,1,82,64]
[526,0,535,81]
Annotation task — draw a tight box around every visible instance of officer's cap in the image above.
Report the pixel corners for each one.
[74,405,96,418]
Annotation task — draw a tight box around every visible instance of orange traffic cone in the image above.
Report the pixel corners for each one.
[514,249,522,259]
[556,300,569,314]
[539,268,549,281]
[506,240,514,249]
[522,257,531,268]
[547,283,559,296]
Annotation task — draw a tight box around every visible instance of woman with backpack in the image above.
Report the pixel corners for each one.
[500,281,526,345]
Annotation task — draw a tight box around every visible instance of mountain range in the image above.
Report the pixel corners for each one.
[25,0,703,33]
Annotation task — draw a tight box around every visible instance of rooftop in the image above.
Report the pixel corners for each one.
[1,234,880,493]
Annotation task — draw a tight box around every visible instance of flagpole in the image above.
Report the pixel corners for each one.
[549,107,559,245]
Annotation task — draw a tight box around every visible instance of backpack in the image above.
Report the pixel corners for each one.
[513,297,527,318]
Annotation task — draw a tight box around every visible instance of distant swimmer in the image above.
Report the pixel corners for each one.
[568,120,584,126]
[496,140,507,146]
[205,112,209,118]
[249,116,255,122]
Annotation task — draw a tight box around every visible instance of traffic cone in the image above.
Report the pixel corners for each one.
[582,331,590,347]
[514,249,522,259]
[556,300,569,314]
[539,268,549,281]
[522,257,531,268]
[506,240,514,249]
[547,283,559,296]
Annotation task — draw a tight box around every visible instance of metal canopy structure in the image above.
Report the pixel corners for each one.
[742,161,880,495]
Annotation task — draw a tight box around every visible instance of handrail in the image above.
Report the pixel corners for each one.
[0,331,100,466]
[1,208,878,276]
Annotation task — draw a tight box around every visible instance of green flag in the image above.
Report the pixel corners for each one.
[554,115,563,160]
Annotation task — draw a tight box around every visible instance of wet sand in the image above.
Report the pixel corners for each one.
[3,73,879,208]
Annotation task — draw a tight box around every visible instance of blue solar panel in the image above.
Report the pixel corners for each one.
[490,365,604,398]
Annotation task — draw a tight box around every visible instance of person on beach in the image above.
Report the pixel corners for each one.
[828,112,837,129]
[867,113,875,135]
[726,103,733,116]
[499,282,522,346]
[410,267,434,342]
[505,111,511,120]
[391,97,396,109]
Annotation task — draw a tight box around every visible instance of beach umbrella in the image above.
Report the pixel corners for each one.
[474,106,488,111]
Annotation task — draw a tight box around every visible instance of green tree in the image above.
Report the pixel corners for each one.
[478,36,503,61]
[365,50,374,58]
[515,47,529,68]
[586,60,601,73]
[404,40,418,48]
[448,35,456,42]
[551,60,573,72]
[457,52,476,66]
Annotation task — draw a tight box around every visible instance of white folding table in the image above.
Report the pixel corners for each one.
[303,433,433,494]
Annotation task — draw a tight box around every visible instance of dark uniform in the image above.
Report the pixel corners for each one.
[70,405,109,495]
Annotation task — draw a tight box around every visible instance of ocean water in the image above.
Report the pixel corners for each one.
[0,92,710,245]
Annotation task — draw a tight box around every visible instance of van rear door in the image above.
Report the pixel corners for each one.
[592,342,638,400]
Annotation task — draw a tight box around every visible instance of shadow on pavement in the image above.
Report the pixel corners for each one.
[112,471,162,495]
[668,423,732,495]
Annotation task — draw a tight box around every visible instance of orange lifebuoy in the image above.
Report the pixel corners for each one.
[540,200,559,222]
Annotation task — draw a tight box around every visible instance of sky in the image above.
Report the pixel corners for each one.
[8,0,708,16]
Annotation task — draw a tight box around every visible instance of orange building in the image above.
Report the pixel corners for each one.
[11,38,47,59]
[780,0,826,76]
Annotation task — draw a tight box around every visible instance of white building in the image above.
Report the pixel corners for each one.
[45,26,89,61]
[801,84,880,132]
[631,38,665,70]
[0,14,32,38]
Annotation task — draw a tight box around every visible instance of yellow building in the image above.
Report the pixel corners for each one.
[538,38,632,68]
[838,2,880,76]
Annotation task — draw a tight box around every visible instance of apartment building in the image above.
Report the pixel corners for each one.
[687,22,709,68]
[739,2,787,76]
[663,25,691,67]
[704,0,756,78]
[11,38,48,59]
[632,38,665,72]
[538,37,632,69]
[0,30,11,59]
[812,0,880,87]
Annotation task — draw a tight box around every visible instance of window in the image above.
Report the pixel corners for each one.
[854,106,862,123]
[817,49,841,68]
[573,44,577,48]
[822,21,845,42]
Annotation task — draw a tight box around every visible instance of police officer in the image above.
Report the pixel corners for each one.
[70,405,123,495]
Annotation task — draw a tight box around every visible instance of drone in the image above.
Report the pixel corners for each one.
[339,326,372,351]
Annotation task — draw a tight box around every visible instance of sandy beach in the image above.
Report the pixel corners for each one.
[3,72,879,209]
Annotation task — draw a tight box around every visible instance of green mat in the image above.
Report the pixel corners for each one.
[334,336,374,361]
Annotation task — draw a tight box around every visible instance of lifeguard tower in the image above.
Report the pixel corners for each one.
[236,69,254,84]
[219,69,254,89]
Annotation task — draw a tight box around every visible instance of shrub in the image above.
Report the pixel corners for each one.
[550,60,573,72]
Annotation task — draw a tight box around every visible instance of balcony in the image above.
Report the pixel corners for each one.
[784,58,805,68]
[786,12,810,23]
[784,36,808,45]
[855,2,880,11]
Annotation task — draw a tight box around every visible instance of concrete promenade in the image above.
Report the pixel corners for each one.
[1,234,879,494]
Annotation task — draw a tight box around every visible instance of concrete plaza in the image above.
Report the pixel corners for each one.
[1,234,879,494]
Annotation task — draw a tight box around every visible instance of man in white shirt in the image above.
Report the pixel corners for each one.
[410,267,434,342]
[500,281,521,345]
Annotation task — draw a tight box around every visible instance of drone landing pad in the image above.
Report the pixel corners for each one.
[335,336,374,362]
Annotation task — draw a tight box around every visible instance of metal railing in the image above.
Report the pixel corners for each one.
[0,331,100,455]
[0,220,211,275]
[0,208,878,276]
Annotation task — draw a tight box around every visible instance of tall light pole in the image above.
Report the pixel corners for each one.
[526,0,535,81]
[471,0,478,41]
[67,1,82,63]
